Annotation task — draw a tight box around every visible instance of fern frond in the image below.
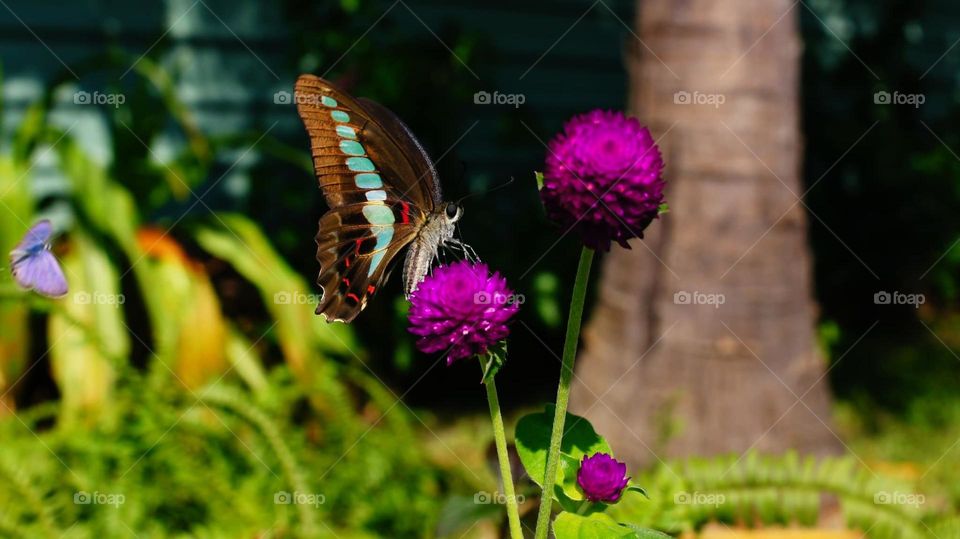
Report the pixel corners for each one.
[609,451,942,539]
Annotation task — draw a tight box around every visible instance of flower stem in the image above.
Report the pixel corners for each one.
[534,246,594,539]
[485,374,524,539]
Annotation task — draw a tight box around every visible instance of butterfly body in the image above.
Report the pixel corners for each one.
[11,241,46,261]
[402,203,462,297]
[295,75,466,323]
[9,220,68,298]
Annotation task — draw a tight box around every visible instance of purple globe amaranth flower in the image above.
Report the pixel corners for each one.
[408,261,519,365]
[577,452,630,503]
[540,109,665,251]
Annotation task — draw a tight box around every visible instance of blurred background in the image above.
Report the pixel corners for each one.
[0,0,958,537]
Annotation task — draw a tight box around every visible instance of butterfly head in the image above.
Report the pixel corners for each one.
[443,202,464,224]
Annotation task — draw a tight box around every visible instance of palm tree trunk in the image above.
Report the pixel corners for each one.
[570,0,842,466]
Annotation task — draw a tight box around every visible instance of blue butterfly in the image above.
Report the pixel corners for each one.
[9,220,68,298]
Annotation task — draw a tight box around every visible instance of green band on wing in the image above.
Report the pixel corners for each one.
[368,227,395,276]
[346,157,375,172]
[339,140,366,156]
[321,95,338,107]
[365,190,387,201]
[355,173,382,189]
[336,125,357,139]
[362,204,395,225]
[331,110,350,122]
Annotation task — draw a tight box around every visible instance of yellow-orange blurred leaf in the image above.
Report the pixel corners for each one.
[174,272,227,389]
[135,229,228,390]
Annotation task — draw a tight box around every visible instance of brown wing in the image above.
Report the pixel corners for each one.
[356,97,443,208]
[295,75,439,211]
[314,201,427,323]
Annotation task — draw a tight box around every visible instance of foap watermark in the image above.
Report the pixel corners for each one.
[274,291,322,305]
[74,291,125,307]
[673,290,725,308]
[473,90,525,108]
[874,90,924,108]
[674,491,725,507]
[474,491,525,505]
[274,491,325,507]
[673,90,725,108]
[874,290,925,309]
[273,91,330,106]
[874,491,925,508]
[73,91,125,109]
[74,491,125,507]
[473,291,525,306]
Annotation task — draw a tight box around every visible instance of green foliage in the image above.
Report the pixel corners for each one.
[48,229,126,426]
[607,452,959,539]
[517,408,959,538]
[515,406,611,489]
[553,512,636,538]
[554,513,674,539]
[840,397,960,512]
[480,340,508,384]
[0,372,452,537]
[0,48,478,537]
[517,408,665,538]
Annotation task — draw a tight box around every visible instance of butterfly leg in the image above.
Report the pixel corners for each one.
[443,238,479,262]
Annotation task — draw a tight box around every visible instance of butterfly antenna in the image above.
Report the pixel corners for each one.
[455,176,515,206]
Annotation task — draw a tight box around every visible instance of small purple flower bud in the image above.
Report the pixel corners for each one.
[576,452,630,503]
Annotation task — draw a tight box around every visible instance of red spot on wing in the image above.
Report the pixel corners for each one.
[400,201,410,224]
[342,277,351,287]
[346,292,360,304]
[367,284,376,294]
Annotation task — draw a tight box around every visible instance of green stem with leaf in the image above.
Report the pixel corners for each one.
[484,365,524,539]
[534,247,594,539]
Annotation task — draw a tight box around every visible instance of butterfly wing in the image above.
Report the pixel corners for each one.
[356,97,443,208]
[295,75,440,210]
[11,220,53,256]
[314,202,427,322]
[9,220,68,298]
[11,250,68,298]
[295,75,442,322]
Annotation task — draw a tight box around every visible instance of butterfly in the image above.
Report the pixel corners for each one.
[9,220,68,298]
[295,75,474,323]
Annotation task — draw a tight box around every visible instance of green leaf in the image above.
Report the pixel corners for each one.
[224,323,269,395]
[535,171,545,190]
[626,485,649,498]
[339,0,360,12]
[480,340,507,383]
[192,214,357,359]
[0,156,33,408]
[559,453,587,501]
[49,229,127,426]
[618,524,672,538]
[552,512,636,539]
[515,405,612,488]
[657,202,669,215]
[435,495,503,537]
